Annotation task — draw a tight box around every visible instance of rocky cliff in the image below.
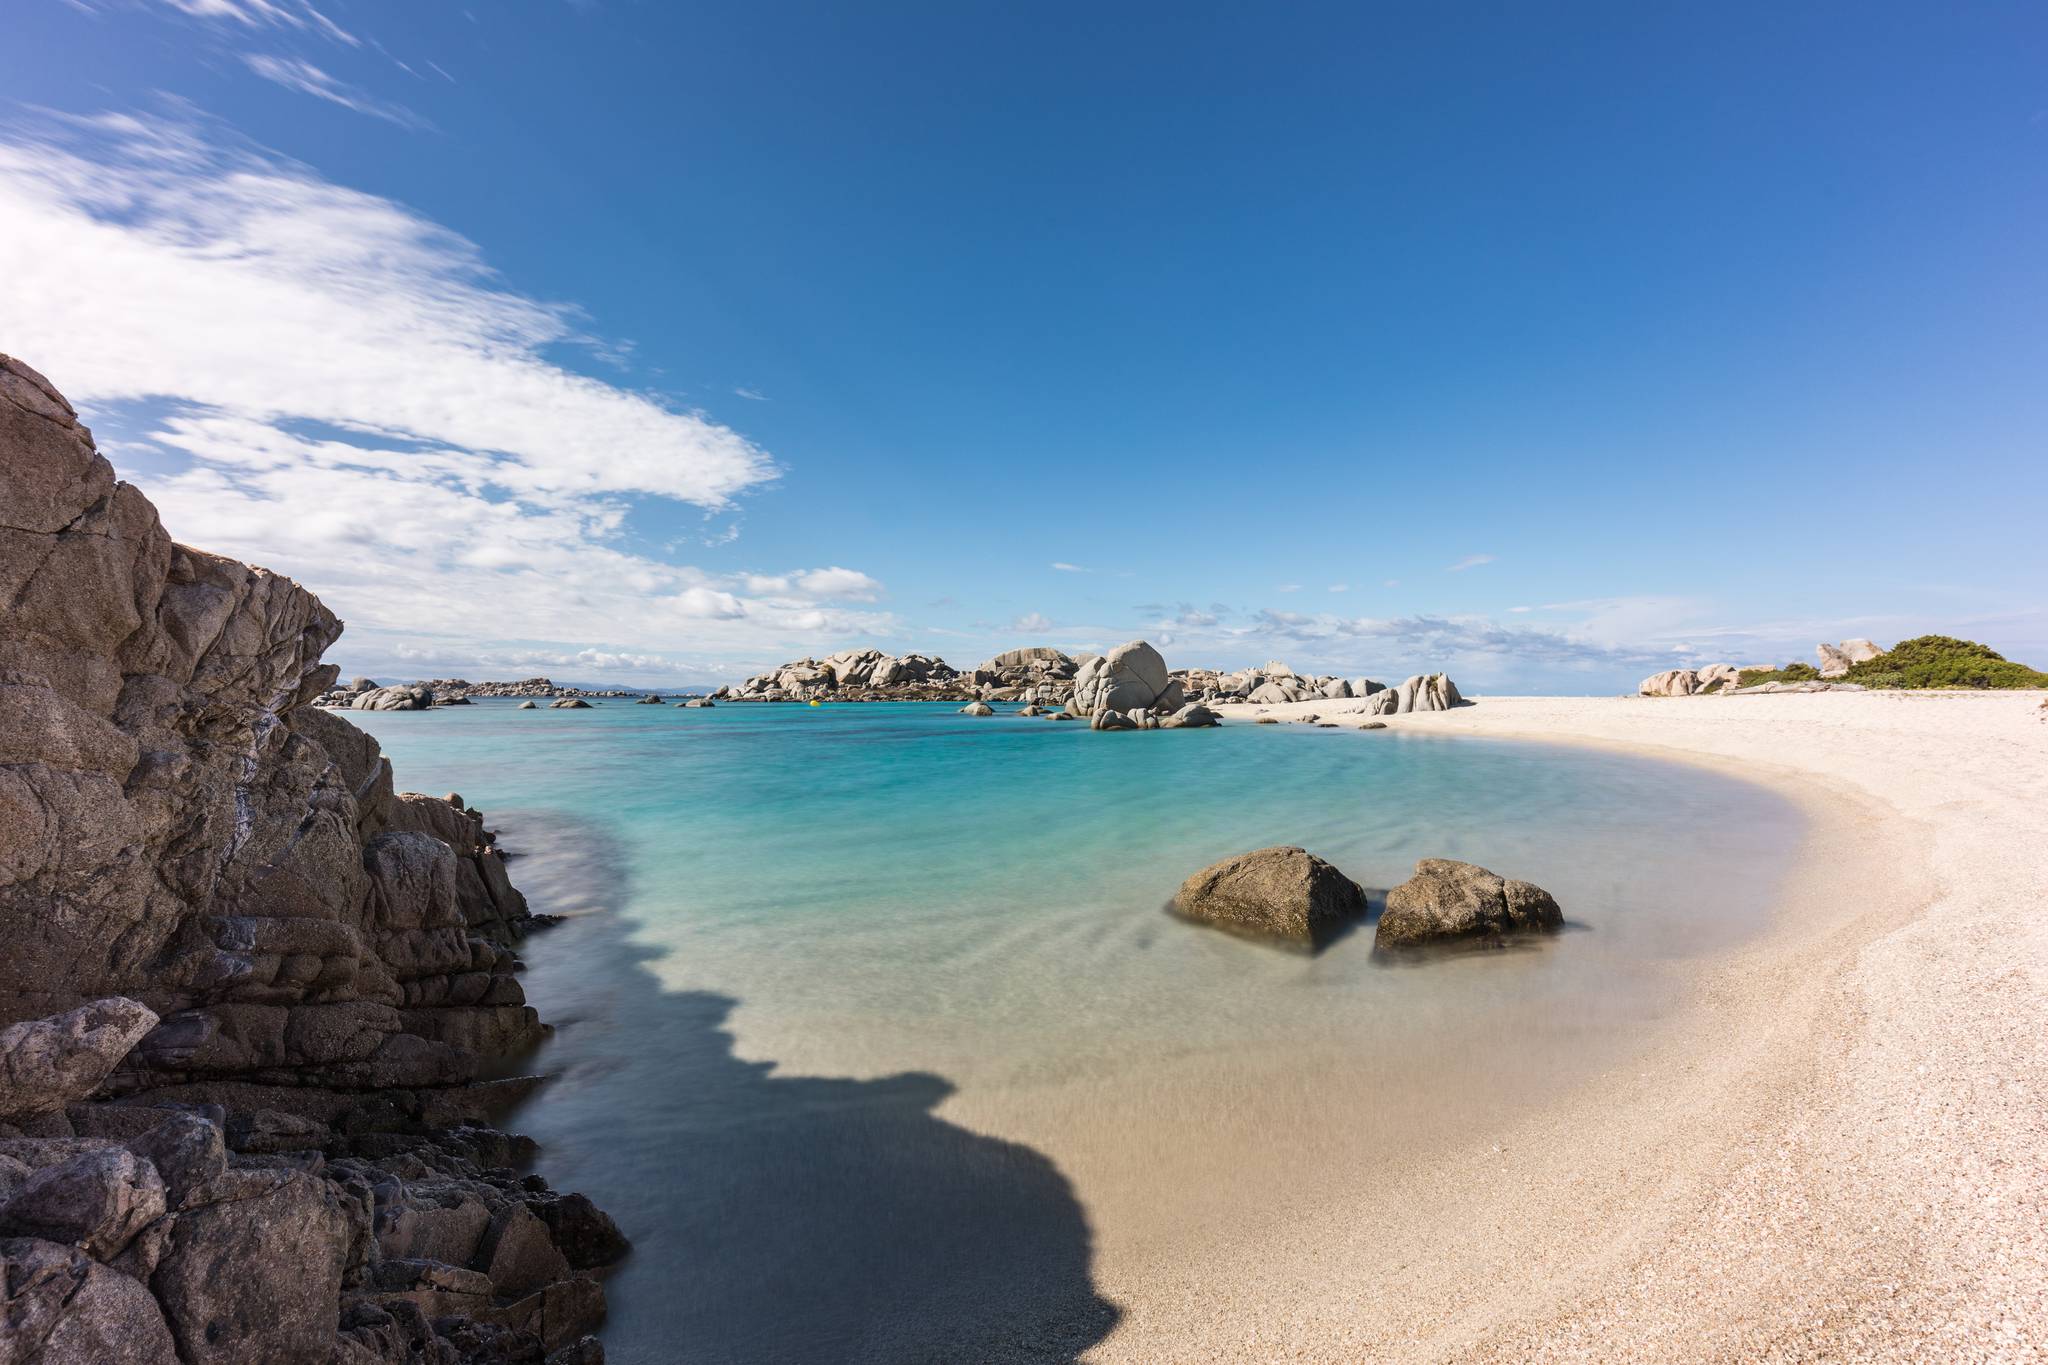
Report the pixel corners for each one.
[0,355,620,1362]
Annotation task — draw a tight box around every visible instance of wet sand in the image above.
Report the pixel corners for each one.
[1131,690,2048,1361]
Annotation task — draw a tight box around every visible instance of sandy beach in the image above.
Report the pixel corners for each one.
[1090,691,2048,1361]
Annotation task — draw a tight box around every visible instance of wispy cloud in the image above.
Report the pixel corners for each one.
[0,110,894,665]
[734,387,766,401]
[242,55,426,126]
[157,0,359,46]
[1446,553,1495,573]
[1276,583,1302,593]
[1050,561,1088,573]
[1013,611,1053,633]
[1327,583,1349,593]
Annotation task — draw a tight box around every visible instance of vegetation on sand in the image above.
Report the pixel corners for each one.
[1736,662,1821,687]
[1837,636,2048,691]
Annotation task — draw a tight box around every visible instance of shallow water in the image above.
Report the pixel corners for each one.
[348,699,1801,1362]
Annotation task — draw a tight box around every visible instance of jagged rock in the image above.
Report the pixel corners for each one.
[1173,846,1365,949]
[1817,638,1886,677]
[0,1145,166,1259]
[0,1235,181,1363]
[0,999,159,1122]
[1392,673,1463,713]
[1375,859,1564,949]
[0,357,617,1362]
[152,1167,352,1363]
[524,1192,628,1271]
[1693,663,1742,693]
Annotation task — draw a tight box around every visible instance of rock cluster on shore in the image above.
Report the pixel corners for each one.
[0,355,621,1362]
[318,677,649,708]
[1640,640,1891,698]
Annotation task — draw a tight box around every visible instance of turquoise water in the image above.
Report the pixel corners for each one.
[347,699,1802,1363]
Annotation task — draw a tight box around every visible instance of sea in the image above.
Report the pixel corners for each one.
[345,697,1801,1363]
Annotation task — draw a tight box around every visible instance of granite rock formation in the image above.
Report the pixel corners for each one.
[0,354,620,1362]
[1172,846,1366,949]
[1374,858,1564,949]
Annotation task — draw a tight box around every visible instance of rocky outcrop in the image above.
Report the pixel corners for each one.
[353,683,435,711]
[0,1000,160,1124]
[1639,668,1698,698]
[1066,641,1181,718]
[1172,847,1365,949]
[1817,638,1886,678]
[959,701,994,716]
[719,651,963,702]
[1374,859,1563,949]
[0,355,619,1361]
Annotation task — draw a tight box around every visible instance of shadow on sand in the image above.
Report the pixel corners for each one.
[499,814,1122,1365]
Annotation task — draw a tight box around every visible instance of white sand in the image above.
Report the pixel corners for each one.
[1081,691,2048,1362]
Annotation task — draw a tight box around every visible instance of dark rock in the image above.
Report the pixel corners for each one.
[0,1145,166,1259]
[1374,858,1564,949]
[151,1167,351,1363]
[525,1191,629,1270]
[1172,846,1366,949]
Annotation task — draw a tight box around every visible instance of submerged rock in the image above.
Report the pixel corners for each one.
[1375,859,1563,950]
[1173,846,1366,949]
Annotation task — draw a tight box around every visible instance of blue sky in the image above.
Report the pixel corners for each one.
[5,1,2044,691]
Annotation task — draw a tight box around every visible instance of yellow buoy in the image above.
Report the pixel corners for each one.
[808,699,822,707]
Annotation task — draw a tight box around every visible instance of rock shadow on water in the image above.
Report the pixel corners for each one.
[499,813,1122,1364]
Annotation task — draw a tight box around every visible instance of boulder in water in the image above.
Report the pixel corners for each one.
[1067,640,1170,717]
[1374,859,1563,950]
[550,697,592,709]
[1173,846,1365,949]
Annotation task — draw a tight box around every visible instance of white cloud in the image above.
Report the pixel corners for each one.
[1050,561,1087,573]
[1276,583,1302,593]
[242,55,424,127]
[1446,554,1495,572]
[0,111,891,666]
[1327,583,1349,593]
[734,387,766,401]
[1013,611,1053,633]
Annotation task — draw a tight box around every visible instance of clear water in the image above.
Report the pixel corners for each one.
[346,699,1801,1363]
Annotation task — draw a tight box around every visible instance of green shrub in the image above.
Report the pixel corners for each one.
[1737,662,1820,686]
[1839,636,2048,690]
